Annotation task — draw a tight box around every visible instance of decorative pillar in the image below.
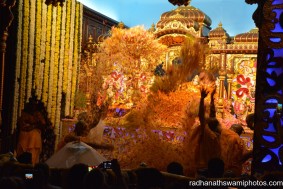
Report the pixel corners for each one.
[0,0,16,132]
[226,73,233,100]
[247,0,283,174]
[217,53,227,118]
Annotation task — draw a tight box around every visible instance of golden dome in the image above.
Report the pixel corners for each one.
[157,5,212,29]
[234,28,258,43]
[209,22,229,39]
[155,3,212,39]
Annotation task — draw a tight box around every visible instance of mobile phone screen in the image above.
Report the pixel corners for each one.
[103,161,112,169]
[25,173,33,179]
[277,103,282,113]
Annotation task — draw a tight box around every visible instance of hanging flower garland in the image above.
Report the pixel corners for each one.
[27,0,36,101]
[54,4,67,145]
[12,0,24,131]
[51,5,62,125]
[19,0,30,111]
[63,0,71,94]
[34,0,42,94]
[70,2,80,115]
[42,5,52,104]
[47,6,57,119]
[65,0,76,116]
[38,3,48,98]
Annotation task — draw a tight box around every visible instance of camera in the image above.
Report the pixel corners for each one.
[88,165,97,172]
[103,161,112,169]
[277,103,282,114]
[25,173,33,179]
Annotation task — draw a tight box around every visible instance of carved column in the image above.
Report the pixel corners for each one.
[246,0,283,174]
[0,0,16,132]
[226,73,233,100]
[217,53,227,118]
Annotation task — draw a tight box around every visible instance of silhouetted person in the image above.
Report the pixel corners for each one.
[135,167,164,189]
[34,163,62,189]
[84,168,108,189]
[230,124,244,136]
[17,152,32,165]
[246,113,254,130]
[207,158,224,178]
[220,124,252,176]
[186,88,221,176]
[166,161,184,175]
[65,163,88,189]
[0,176,26,189]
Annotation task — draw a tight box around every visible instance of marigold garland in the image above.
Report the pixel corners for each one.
[12,0,24,131]
[51,6,62,125]
[19,0,30,111]
[42,5,52,104]
[63,0,71,94]
[12,0,83,144]
[70,2,80,116]
[34,0,42,95]
[65,0,76,116]
[38,3,48,98]
[26,0,36,101]
[55,4,67,143]
[47,7,57,121]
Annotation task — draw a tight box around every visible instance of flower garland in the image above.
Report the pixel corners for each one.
[19,0,30,111]
[50,6,61,124]
[63,0,71,94]
[70,2,80,115]
[47,7,57,117]
[42,5,52,104]
[38,3,48,98]
[65,0,76,116]
[34,0,42,96]
[27,0,36,101]
[12,0,24,131]
[55,3,66,145]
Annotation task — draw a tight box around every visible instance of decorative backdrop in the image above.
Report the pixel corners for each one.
[12,0,83,145]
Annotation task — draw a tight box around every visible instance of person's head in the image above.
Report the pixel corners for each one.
[66,163,89,189]
[135,168,164,189]
[206,117,220,133]
[207,158,224,178]
[34,163,50,184]
[0,176,26,189]
[74,121,88,137]
[17,152,32,165]
[230,124,244,136]
[166,162,184,175]
[246,113,254,130]
[83,168,108,189]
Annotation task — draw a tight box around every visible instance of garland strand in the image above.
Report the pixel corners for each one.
[12,0,23,131]
[42,5,52,104]
[19,0,30,111]
[34,0,42,96]
[65,0,76,116]
[47,7,57,116]
[55,3,66,145]
[38,3,48,98]
[70,2,80,116]
[27,0,36,100]
[51,6,62,125]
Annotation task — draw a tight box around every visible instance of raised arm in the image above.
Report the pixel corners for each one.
[199,88,208,137]
[209,88,216,118]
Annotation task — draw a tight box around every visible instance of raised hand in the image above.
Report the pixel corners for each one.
[200,87,209,99]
